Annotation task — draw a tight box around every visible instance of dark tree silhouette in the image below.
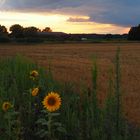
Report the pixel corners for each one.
[23,26,40,37]
[10,24,24,38]
[42,27,52,32]
[0,25,8,35]
[0,25,9,42]
[128,24,140,40]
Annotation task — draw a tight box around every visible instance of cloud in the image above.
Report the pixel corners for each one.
[1,0,140,27]
[1,0,83,11]
[67,17,90,22]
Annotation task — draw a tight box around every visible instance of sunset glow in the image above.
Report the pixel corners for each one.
[0,11,130,34]
[0,0,139,34]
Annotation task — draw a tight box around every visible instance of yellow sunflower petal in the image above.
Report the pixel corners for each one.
[30,70,39,79]
[2,102,12,111]
[42,92,61,112]
[32,87,39,96]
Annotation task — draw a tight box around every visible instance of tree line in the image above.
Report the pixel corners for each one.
[0,24,52,37]
[1,23,140,43]
[0,24,52,42]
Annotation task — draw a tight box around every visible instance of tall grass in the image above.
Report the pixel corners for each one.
[0,50,139,140]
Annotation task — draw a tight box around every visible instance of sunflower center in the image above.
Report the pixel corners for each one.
[47,97,56,106]
[31,72,36,77]
[5,104,9,109]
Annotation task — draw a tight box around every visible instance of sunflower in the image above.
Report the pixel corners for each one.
[30,70,39,80]
[2,102,12,111]
[32,87,39,96]
[42,92,61,112]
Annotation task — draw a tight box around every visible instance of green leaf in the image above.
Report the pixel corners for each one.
[36,129,48,138]
[51,112,60,116]
[41,110,48,114]
[52,122,62,127]
[40,131,49,138]
[57,127,66,133]
[41,122,49,126]
[10,111,19,116]
[36,118,47,125]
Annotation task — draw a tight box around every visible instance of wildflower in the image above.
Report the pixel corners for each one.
[2,102,12,111]
[30,70,39,80]
[42,92,61,112]
[32,87,39,96]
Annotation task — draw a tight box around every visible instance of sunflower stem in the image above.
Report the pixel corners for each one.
[7,112,11,140]
[28,92,32,120]
[48,112,52,140]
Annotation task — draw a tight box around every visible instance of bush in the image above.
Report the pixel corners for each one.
[0,36,10,43]
[25,37,44,43]
[15,37,44,43]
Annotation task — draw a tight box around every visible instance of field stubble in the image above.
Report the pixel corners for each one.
[0,43,140,125]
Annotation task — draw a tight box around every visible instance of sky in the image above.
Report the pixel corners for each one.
[0,0,139,34]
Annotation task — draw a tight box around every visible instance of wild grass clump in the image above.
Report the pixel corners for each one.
[0,50,139,140]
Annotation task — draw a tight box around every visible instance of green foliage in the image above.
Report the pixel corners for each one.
[0,52,139,140]
[36,110,66,140]
[1,107,20,140]
[0,55,47,139]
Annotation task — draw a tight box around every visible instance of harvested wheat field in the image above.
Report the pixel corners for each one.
[0,42,140,125]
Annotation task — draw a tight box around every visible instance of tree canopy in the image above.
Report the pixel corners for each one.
[42,27,52,32]
[0,25,8,35]
[23,26,40,37]
[128,24,140,40]
[10,24,24,38]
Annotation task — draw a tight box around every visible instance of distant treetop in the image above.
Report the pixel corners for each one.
[9,24,24,38]
[42,27,52,32]
[0,25,8,35]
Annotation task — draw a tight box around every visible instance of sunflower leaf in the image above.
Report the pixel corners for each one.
[36,118,47,124]
[41,110,48,114]
[57,127,67,134]
[51,112,60,116]
[36,129,48,138]
[40,131,49,138]
[52,122,62,127]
